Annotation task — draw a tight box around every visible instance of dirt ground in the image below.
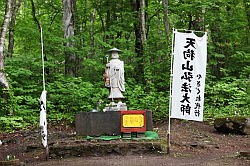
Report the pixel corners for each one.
[0,119,249,166]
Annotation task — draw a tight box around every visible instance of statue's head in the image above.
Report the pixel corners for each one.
[111,51,119,59]
[108,48,121,59]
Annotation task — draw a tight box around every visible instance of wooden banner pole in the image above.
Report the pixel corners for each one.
[167,28,176,154]
[40,26,49,161]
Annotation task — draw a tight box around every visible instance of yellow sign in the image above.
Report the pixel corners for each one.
[122,114,144,127]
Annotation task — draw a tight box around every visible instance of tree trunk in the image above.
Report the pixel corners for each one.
[140,0,146,43]
[7,0,22,58]
[162,0,169,37]
[90,9,96,55]
[63,0,77,76]
[30,0,41,31]
[243,0,250,45]
[130,0,145,84]
[0,0,12,89]
[104,0,117,44]
[30,0,49,75]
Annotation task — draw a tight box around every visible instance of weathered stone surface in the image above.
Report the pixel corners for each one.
[75,110,153,136]
[214,117,250,135]
[49,141,162,159]
[0,159,22,166]
[145,110,153,131]
[239,151,250,159]
[25,144,44,153]
[75,111,121,136]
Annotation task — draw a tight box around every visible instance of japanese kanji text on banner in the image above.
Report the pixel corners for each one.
[171,30,207,121]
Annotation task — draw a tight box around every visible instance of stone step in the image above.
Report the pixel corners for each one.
[26,141,163,159]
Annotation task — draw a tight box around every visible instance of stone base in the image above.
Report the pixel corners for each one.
[103,101,127,112]
[75,110,153,136]
[49,141,162,159]
[0,159,21,166]
[214,117,250,135]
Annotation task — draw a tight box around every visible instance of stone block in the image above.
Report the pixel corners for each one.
[76,111,120,136]
[75,110,153,136]
[214,117,250,135]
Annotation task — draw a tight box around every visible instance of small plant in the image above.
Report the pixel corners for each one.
[6,155,15,161]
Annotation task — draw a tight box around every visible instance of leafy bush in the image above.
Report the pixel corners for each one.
[46,74,108,113]
[204,77,250,119]
[0,116,29,132]
[125,79,169,121]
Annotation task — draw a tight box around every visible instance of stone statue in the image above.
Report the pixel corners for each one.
[103,48,127,111]
[104,48,125,100]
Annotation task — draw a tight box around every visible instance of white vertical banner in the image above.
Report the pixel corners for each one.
[40,90,47,147]
[171,30,207,121]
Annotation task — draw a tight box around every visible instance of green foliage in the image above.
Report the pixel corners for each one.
[0,89,18,116]
[125,79,169,121]
[0,116,29,132]
[0,0,249,132]
[47,75,108,113]
[206,79,248,107]
[48,111,75,125]
[205,77,250,119]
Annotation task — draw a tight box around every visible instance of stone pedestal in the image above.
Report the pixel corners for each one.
[75,110,153,136]
[103,102,127,112]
